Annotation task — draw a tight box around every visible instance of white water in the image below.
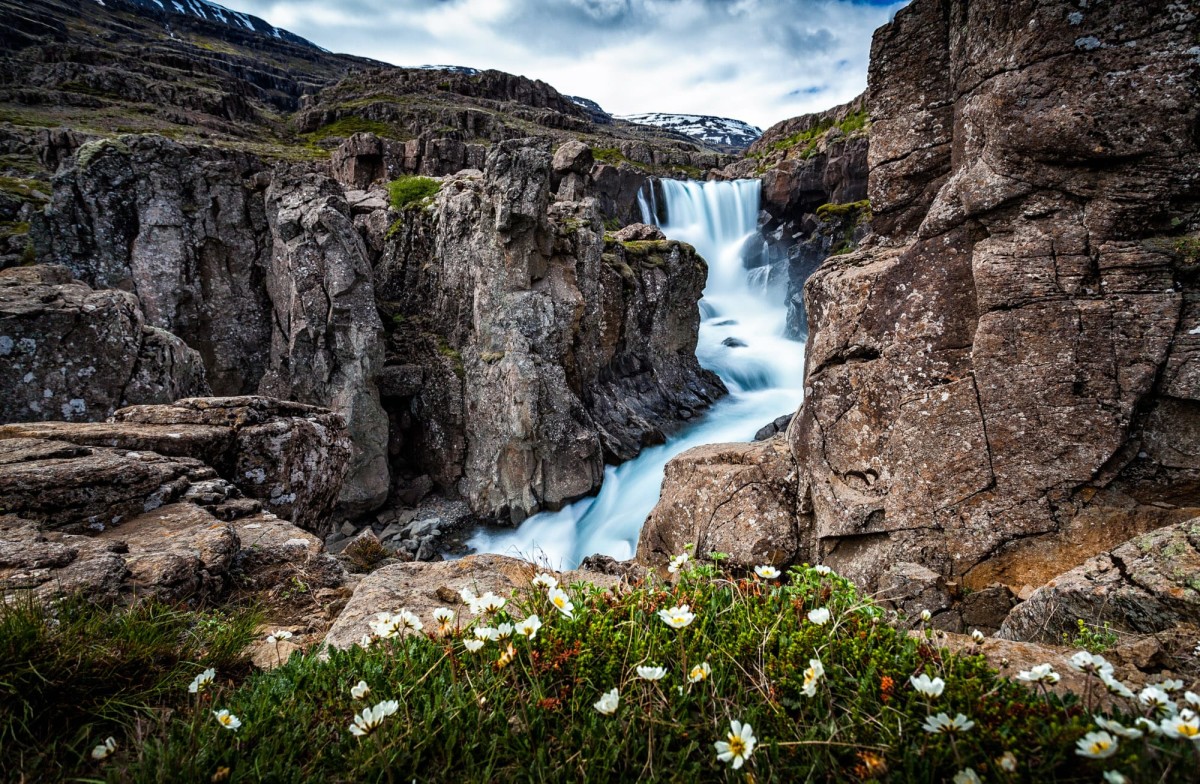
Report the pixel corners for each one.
[467,179,805,569]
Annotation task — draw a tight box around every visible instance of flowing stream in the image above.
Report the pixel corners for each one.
[468,179,805,569]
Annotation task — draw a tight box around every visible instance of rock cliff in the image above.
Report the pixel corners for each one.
[643,0,1200,605]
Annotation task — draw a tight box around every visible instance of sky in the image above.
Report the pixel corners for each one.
[223,0,909,130]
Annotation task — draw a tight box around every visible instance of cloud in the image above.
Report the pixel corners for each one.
[222,0,908,129]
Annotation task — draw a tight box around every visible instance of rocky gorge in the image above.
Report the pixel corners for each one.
[2,0,1200,778]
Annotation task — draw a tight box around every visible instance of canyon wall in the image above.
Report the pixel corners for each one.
[645,0,1200,601]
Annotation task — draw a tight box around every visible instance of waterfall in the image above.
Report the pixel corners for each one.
[468,179,805,569]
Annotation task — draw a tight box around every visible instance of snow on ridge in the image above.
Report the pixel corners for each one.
[618,112,762,149]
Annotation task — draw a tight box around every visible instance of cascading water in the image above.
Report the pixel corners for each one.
[468,179,805,568]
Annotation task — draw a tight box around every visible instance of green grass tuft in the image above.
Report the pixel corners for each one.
[387,176,441,211]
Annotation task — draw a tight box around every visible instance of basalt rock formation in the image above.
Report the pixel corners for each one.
[642,0,1200,610]
[376,141,724,524]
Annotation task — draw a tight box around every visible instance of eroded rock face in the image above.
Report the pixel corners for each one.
[638,436,800,569]
[998,520,1200,644]
[1,396,351,531]
[260,172,389,515]
[0,265,208,423]
[375,140,723,523]
[788,0,1200,591]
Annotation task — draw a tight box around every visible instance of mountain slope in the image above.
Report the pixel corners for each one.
[110,0,321,48]
[620,113,762,152]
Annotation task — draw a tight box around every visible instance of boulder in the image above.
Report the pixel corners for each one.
[637,436,801,569]
[998,520,1200,644]
[611,222,666,243]
[551,140,593,175]
[331,133,386,190]
[324,553,622,650]
[0,265,208,424]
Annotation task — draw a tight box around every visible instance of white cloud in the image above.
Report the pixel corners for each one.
[221,0,908,129]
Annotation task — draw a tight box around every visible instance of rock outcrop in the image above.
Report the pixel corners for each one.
[0,265,208,423]
[0,398,351,603]
[998,519,1200,645]
[375,140,724,524]
[788,0,1200,591]
[324,553,623,650]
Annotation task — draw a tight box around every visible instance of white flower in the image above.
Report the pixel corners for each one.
[359,634,373,649]
[688,662,712,683]
[213,709,241,731]
[493,622,514,640]
[667,553,689,573]
[922,713,974,735]
[547,587,574,619]
[475,592,506,614]
[474,626,497,642]
[754,565,780,580]
[807,607,831,625]
[1135,717,1163,736]
[433,607,455,634]
[1138,685,1176,715]
[1194,640,1200,657]
[460,588,478,607]
[463,639,485,653]
[1093,716,1143,739]
[1160,709,1200,740]
[188,668,216,694]
[368,610,423,639]
[996,751,1016,772]
[1099,670,1134,698]
[1186,691,1200,709]
[953,769,981,784]
[350,680,370,700]
[594,688,619,715]
[910,673,945,698]
[1068,651,1113,675]
[813,565,832,576]
[265,630,293,644]
[800,658,824,697]
[969,629,985,644]
[91,737,117,761]
[919,610,932,622]
[531,573,558,590]
[1156,678,1184,693]
[658,604,695,629]
[1016,663,1061,684]
[1075,730,1119,759]
[714,720,756,769]
[349,700,399,737]
[637,665,667,681]
[1102,772,1129,784]
[516,615,542,640]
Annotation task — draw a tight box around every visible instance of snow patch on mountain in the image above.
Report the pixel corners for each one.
[415,65,482,76]
[97,0,321,49]
[619,113,762,151]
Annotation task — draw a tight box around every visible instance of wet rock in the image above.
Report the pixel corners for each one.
[638,435,802,570]
[753,414,794,442]
[721,337,747,348]
[0,265,208,424]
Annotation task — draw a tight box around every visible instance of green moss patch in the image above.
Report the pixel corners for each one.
[388,176,441,211]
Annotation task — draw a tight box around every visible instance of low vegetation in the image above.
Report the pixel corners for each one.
[387,175,441,211]
[6,558,1198,782]
[759,109,870,160]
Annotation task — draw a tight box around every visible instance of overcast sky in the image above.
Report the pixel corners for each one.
[223,0,908,130]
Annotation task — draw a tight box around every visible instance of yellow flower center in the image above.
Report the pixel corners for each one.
[1089,740,1111,754]
[1179,724,1199,738]
[727,735,746,758]
[219,716,232,726]
[553,596,565,607]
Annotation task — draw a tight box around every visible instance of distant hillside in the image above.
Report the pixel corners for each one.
[620,113,762,152]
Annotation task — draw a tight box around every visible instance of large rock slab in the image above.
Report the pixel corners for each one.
[112,397,352,531]
[998,520,1200,643]
[0,265,208,424]
[324,553,621,649]
[637,436,801,569]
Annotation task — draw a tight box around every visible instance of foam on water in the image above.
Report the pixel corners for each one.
[468,178,805,569]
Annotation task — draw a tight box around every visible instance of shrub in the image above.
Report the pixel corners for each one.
[68,562,1195,782]
[387,176,441,211]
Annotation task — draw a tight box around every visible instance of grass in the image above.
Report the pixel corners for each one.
[305,117,397,143]
[387,176,441,211]
[13,561,1190,782]
[759,109,871,160]
[0,597,259,781]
